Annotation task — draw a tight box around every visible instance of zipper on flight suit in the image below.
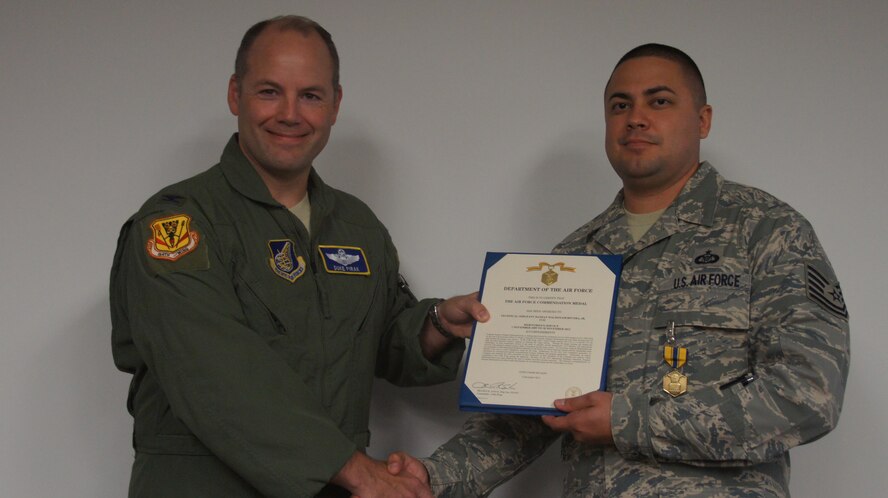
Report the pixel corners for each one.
[280,205,332,320]
[310,256,332,319]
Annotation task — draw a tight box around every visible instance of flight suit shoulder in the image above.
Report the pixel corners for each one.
[121,168,227,275]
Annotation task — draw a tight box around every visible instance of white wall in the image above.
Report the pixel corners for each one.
[1,1,884,496]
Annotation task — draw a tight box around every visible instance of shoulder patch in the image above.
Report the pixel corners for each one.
[146,214,199,261]
[806,264,848,319]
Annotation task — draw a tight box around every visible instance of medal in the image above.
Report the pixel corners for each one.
[541,267,558,286]
[662,321,689,397]
[663,370,688,397]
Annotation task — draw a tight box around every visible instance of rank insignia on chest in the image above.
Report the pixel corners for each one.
[318,245,370,275]
[268,239,306,283]
[146,214,200,261]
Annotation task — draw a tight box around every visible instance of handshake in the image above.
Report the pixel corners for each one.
[333,389,616,497]
[332,449,432,498]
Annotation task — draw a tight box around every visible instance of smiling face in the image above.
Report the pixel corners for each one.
[604,56,711,208]
[227,27,342,185]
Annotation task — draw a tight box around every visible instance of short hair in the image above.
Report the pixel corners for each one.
[234,15,340,91]
[611,43,706,107]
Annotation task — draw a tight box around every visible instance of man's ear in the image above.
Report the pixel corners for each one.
[330,85,343,125]
[698,104,712,139]
[227,74,240,116]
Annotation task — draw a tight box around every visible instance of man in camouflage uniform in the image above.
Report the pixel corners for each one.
[387,44,850,497]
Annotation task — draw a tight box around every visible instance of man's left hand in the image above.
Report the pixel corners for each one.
[436,292,489,339]
[419,292,488,359]
[541,391,615,445]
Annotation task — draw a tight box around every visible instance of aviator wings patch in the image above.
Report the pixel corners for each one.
[318,245,370,275]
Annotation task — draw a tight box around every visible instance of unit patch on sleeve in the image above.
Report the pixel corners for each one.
[268,239,306,283]
[318,245,370,275]
[146,214,199,261]
[806,264,848,319]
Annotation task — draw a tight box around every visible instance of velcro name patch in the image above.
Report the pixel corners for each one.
[318,245,370,275]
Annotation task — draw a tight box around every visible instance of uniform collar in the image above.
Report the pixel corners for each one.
[673,161,720,227]
[218,133,335,216]
[219,134,280,206]
[582,161,723,255]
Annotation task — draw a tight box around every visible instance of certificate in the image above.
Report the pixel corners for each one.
[459,252,621,416]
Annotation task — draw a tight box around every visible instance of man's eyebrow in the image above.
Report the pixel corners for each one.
[607,86,677,101]
[253,79,282,89]
[299,85,328,94]
[643,85,676,96]
[607,91,631,102]
[250,81,330,95]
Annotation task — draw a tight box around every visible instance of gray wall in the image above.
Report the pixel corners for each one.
[1,1,884,496]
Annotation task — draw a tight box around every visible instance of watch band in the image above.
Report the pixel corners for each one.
[428,300,456,339]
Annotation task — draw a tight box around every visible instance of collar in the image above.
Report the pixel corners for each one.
[672,161,720,227]
[218,133,334,217]
[580,161,723,255]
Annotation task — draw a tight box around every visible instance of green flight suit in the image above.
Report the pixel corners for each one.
[110,135,465,497]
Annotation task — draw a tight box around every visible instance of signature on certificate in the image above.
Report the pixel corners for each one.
[472,381,518,391]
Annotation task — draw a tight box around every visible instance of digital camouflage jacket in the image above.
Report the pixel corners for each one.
[424,162,849,498]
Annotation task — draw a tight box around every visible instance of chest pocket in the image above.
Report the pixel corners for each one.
[653,272,751,386]
[314,226,391,328]
[314,256,381,336]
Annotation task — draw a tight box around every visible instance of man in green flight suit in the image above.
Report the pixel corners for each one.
[386,44,850,497]
[110,15,488,498]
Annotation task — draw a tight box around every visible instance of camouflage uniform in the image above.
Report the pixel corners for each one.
[424,162,850,497]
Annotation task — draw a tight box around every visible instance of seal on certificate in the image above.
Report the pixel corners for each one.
[526,261,576,286]
[564,386,583,398]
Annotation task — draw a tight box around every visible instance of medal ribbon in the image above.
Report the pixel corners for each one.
[664,345,687,368]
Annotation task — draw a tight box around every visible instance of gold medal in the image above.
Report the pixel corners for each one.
[663,370,688,397]
[662,322,689,397]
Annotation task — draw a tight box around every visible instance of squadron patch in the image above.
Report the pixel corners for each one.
[268,239,306,283]
[806,264,848,319]
[146,214,199,261]
[318,245,370,275]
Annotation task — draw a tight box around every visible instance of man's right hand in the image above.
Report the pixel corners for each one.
[386,452,430,486]
[332,451,432,498]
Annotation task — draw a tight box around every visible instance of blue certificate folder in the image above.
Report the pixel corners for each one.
[459,252,622,417]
